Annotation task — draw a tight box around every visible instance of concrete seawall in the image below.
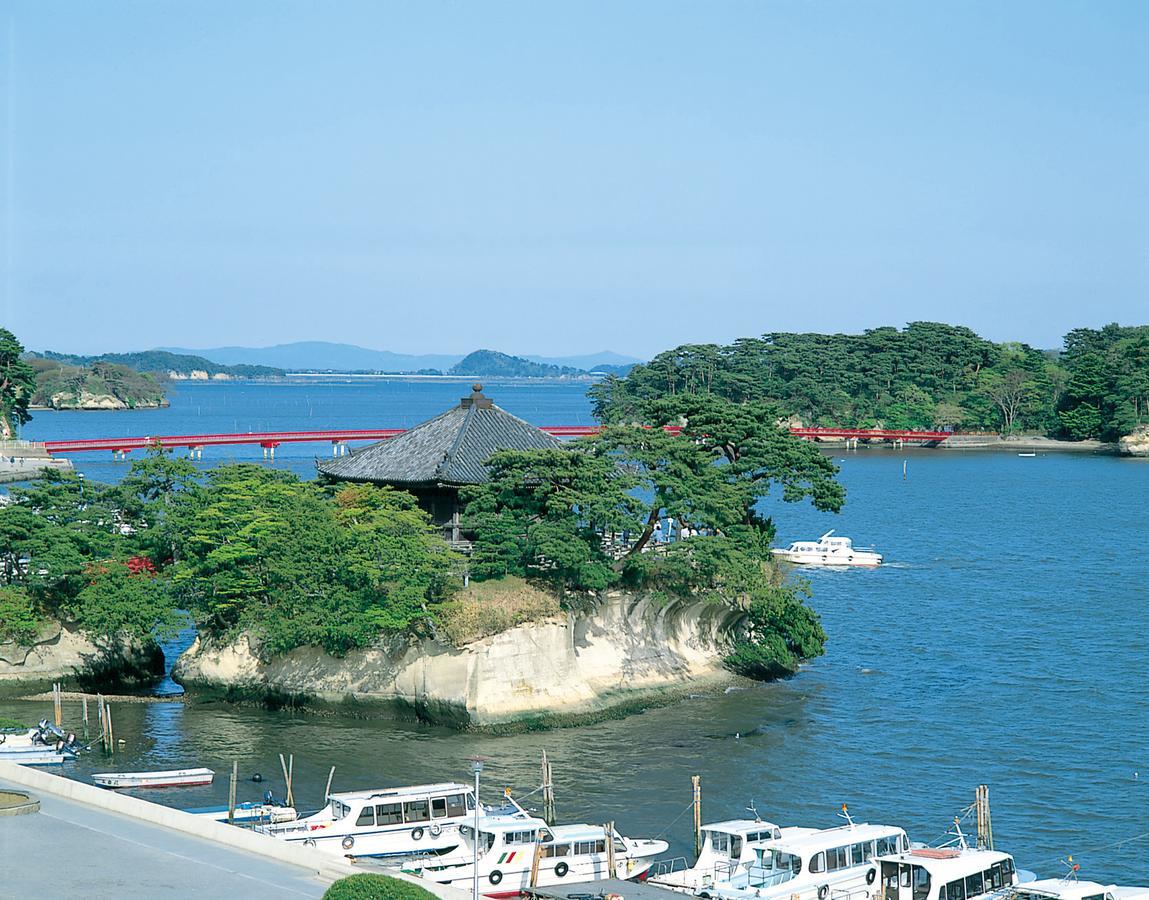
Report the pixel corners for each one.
[0,761,465,897]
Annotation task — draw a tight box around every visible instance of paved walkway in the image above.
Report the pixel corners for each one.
[0,777,331,898]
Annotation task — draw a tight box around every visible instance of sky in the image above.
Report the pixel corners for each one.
[1,1,1146,358]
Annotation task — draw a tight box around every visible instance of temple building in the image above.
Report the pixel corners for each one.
[317,384,563,543]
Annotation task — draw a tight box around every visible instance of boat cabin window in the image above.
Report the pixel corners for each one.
[760,850,801,875]
[826,846,850,871]
[505,829,538,845]
[965,871,983,897]
[446,794,467,817]
[944,878,966,900]
[732,836,743,858]
[375,803,403,826]
[913,866,931,900]
[876,834,904,856]
[711,832,731,854]
[329,800,350,819]
[404,799,430,823]
[431,797,447,819]
[881,862,915,900]
[574,839,606,855]
[356,806,375,827]
[810,852,825,874]
[543,843,571,858]
[614,836,626,854]
[744,829,781,843]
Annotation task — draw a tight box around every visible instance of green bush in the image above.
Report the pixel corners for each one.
[0,586,43,646]
[323,874,438,900]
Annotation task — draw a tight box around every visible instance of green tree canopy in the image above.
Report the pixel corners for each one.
[0,328,37,439]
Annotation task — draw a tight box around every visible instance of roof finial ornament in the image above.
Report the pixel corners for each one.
[461,383,492,409]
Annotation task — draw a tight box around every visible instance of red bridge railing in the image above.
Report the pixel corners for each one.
[40,425,952,455]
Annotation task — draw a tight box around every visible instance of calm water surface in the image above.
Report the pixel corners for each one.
[5,381,1148,881]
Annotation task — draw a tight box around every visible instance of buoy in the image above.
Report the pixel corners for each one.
[252,773,264,783]
[117,739,125,745]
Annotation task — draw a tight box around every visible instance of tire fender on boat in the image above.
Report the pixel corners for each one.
[342,836,354,850]
[411,826,425,841]
[489,870,503,885]
[819,885,829,900]
[866,867,877,885]
[429,823,442,837]
[303,838,316,848]
[554,862,569,878]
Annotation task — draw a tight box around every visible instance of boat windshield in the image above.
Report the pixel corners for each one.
[749,850,801,888]
[329,799,350,819]
[458,825,495,856]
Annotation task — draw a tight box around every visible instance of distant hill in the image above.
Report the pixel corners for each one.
[33,350,282,378]
[524,351,642,371]
[159,341,641,375]
[449,350,584,378]
[160,342,462,373]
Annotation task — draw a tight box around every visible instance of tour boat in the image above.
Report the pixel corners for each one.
[259,782,484,860]
[1010,877,1149,900]
[876,845,1019,900]
[92,768,215,789]
[703,818,909,900]
[400,812,668,897]
[771,531,883,567]
[649,816,787,893]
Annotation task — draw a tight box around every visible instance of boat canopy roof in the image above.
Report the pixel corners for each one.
[704,819,783,837]
[771,823,904,855]
[877,847,1014,878]
[331,782,472,803]
[549,823,613,842]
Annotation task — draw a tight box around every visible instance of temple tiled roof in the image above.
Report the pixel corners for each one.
[317,385,563,488]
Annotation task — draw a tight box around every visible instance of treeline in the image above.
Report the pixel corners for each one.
[33,349,284,379]
[590,322,1149,442]
[28,357,167,409]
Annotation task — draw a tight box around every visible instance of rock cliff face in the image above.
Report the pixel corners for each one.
[174,592,745,729]
[43,391,168,410]
[0,622,164,692]
[1119,424,1149,457]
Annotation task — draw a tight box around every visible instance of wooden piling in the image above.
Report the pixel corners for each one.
[692,775,702,859]
[529,839,543,888]
[279,753,295,809]
[228,761,238,825]
[82,696,89,740]
[541,750,556,825]
[976,784,993,850]
[106,706,114,754]
[605,821,616,876]
[53,683,62,728]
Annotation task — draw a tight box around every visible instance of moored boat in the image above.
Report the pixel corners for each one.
[185,795,298,825]
[877,844,1019,900]
[1009,876,1149,900]
[648,816,786,894]
[400,812,668,897]
[0,748,71,766]
[92,768,215,789]
[771,531,883,567]
[259,782,484,860]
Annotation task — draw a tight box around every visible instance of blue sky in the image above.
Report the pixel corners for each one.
[2,2,1145,358]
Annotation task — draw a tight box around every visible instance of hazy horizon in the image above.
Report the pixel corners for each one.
[3,2,1145,357]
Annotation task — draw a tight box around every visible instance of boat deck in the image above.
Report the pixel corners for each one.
[526,877,685,900]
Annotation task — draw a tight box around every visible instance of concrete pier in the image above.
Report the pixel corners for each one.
[0,762,464,898]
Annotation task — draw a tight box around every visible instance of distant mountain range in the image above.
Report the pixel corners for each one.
[160,342,641,375]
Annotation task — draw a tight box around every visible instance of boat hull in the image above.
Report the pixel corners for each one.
[93,768,215,789]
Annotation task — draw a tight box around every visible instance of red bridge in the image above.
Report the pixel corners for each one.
[38,425,951,457]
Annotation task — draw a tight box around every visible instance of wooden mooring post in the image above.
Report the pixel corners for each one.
[692,774,702,858]
[279,753,295,808]
[975,784,993,850]
[605,821,616,876]
[53,683,63,728]
[541,750,556,825]
[228,761,239,825]
[82,696,89,740]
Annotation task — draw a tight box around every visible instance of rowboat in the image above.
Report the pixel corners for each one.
[92,768,215,789]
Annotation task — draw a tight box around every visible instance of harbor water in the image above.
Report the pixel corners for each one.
[4,379,1148,881]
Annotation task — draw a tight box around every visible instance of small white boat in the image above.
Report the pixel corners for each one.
[187,799,298,825]
[93,767,215,789]
[0,748,70,766]
[771,531,882,568]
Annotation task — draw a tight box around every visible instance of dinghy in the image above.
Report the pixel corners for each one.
[92,767,215,789]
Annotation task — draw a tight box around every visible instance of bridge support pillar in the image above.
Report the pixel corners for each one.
[189,446,203,460]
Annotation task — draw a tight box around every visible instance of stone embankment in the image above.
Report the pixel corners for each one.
[175,591,745,730]
[0,622,164,693]
[1118,424,1149,457]
[0,441,73,483]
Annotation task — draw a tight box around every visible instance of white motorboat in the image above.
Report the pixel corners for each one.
[772,531,883,567]
[186,797,298,826]
[92,768,215,789]
[877,845,1019,900]
[1010,876,1149,900]
[648,817,786,893]
[259,782,483,860]
[0,748,70,766]
[401,812,668,897]
[703,816,909,900]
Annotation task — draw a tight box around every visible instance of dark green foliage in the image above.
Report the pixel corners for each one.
[0,328,37,439]
[449,349,582,377]
[591,322,1146,438]
[322,873,437,900]
[164,465,460,656]
[1057,324,1149,440]
[27,357,166,409]
[0,586,42,645]
[31,349,283,378]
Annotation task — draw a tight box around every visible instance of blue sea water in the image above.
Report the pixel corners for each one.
[7,380,1149,881]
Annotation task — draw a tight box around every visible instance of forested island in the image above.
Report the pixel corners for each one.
[592,322,1149,442]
